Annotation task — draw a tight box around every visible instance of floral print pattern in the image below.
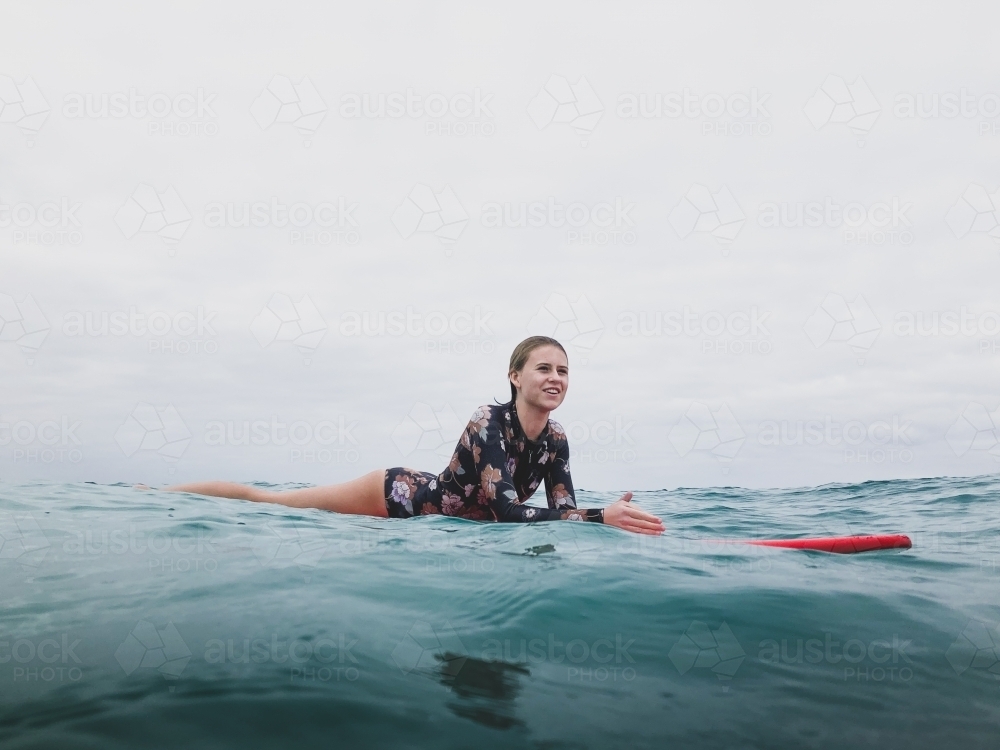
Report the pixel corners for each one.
[384,402,604,523]
[389,474,418,515]
[442,492,463,515]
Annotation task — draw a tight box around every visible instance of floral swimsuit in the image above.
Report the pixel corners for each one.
[384,401,605,523]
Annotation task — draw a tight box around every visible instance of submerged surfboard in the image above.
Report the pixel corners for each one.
[710,534,912,554]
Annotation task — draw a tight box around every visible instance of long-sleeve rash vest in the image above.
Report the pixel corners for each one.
[384,401,604,523]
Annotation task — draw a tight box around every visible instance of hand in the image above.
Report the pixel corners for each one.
[602,492,665,535]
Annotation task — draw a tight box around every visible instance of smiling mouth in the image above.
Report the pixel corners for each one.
[543,388,560,395]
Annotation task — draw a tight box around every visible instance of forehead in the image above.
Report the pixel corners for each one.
[526,346,568,367]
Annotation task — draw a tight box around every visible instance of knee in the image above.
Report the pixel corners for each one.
[246,486,275,503]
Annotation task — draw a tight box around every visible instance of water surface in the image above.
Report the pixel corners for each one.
[2,475,999,748]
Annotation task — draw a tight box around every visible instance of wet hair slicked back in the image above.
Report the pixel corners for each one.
[506,336,567,404]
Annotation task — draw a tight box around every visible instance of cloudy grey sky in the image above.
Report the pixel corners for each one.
[2,1,999,492]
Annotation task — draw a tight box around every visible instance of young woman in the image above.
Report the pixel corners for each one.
[163,336,665,536]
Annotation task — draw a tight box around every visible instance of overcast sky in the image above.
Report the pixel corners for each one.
[2,1,999,492]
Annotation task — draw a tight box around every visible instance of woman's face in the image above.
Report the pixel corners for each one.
[511,345,569,411]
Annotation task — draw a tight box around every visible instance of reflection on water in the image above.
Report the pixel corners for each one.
[436,652,530,730]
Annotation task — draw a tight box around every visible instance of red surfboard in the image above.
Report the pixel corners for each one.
[707,534,912,554]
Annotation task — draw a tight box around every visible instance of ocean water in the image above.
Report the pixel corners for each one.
[2,474,999,749]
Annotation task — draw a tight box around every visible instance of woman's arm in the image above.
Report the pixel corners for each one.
[545,421,665,535]
[544,422,581,511]
[471,409,604,523]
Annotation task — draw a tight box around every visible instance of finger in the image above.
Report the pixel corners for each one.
[624,517,663,532]
[620,491,633,503]
[625,507,662,524]
[622,517,664,532]
[621,522,663,535]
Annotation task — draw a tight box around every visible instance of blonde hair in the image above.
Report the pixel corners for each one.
[506,336,567,404]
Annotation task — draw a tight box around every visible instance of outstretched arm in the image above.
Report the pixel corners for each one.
[544,427,664,535]
[469,411,604,523]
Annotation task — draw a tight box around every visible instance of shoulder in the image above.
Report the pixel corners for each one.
[476,403,513,420]
[470,404,506,429]
[547,418,568,443]
[473,403,505,419]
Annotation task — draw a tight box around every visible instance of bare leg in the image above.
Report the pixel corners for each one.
[162,469,389,518]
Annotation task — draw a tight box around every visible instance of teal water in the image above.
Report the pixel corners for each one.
[2,475,1000,749]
